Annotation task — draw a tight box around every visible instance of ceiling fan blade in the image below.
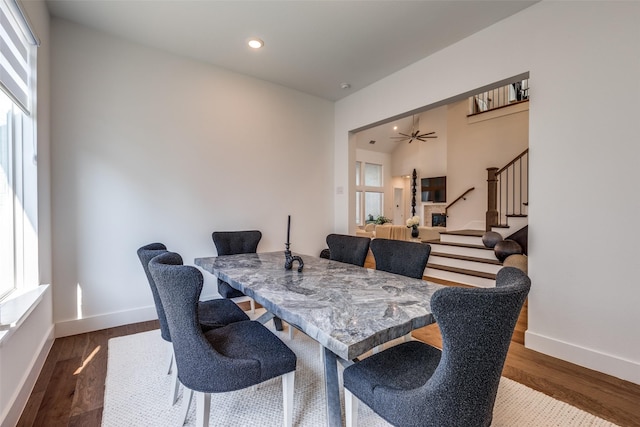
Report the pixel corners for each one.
[418,131,436,136]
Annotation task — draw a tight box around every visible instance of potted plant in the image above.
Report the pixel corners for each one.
[374,215,392,225]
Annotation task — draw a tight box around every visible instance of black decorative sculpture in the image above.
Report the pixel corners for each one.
[411,169,417,217]
[284,215,304,272]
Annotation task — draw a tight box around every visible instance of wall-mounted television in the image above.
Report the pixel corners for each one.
[421,176,446,203]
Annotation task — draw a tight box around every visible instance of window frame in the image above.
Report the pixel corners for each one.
[355,161,384,226]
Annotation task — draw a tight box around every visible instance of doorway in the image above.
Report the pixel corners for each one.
[393,188,404,225]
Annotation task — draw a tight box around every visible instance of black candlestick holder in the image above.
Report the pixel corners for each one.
[284,243,304,272]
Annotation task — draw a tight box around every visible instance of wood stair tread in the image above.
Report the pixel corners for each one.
[430,251,501,265]
[423,239,492,251]
[426,263,497,280]
[439,229,485,237]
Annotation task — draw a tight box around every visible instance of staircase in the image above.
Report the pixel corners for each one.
[425,230,500,288]
[424,216,527,287]
[423,145,529,287]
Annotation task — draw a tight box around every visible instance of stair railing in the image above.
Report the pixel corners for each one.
[486,149,529,231]
[445,187,475,218]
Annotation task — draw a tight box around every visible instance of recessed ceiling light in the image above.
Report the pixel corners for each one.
[340,82,351,90]
[248,38,264,49]
[393,126,398,131]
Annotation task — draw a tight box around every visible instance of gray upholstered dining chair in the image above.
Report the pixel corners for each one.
[212,230,284,331]
[149,252,297,427]
[370,238,431,279]
[211,230,262,313]
[326,233,371,267]
[136,243,249,405]
[342,267,531,427]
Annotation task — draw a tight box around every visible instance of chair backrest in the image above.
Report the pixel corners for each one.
[149,252,262,392]
[423,267,531,426]
[212,230,262,255]
[326,233,371,267]
[212,230,262,297]
[370,238,430,279]
[136,242,177,342]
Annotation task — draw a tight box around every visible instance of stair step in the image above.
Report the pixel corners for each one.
[424,239,489,251]
[427,263,497,280]
[440,229,485,237]
[430,251,502,265]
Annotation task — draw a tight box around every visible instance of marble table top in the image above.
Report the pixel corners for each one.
[195,251,445,361]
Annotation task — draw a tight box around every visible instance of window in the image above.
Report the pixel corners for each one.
[355,162,383,225]
[0,0,38,300]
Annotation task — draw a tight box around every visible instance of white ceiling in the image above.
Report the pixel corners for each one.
[45,0,537,102]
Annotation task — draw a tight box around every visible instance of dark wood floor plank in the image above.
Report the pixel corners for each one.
[55,333,89,362]
[69,328,110,417]
[15,390,44,427]
[69,407,102,427]
[33,357,82,427]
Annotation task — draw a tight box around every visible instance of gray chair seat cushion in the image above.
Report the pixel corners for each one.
[343,341,441,411]
[198,298,249,331]
[194,320,297,392]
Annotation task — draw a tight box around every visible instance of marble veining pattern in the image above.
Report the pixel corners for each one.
[195,251,445,361]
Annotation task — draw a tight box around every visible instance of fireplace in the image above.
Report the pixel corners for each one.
[432,213,447,227]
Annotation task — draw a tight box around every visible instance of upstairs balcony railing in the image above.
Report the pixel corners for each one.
[469,78,529,115]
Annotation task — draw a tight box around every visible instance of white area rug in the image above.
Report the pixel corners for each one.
[103,324,617,426]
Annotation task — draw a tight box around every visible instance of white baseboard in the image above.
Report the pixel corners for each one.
[1,325,54,427]
[54,295,226,338]
[55,305,158,338]
[525,330,640,385]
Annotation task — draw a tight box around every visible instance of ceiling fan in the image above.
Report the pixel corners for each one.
[390,115,437,143]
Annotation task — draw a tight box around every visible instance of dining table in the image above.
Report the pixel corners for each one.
[195,251,445,427]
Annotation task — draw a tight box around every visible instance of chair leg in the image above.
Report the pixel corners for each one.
[180,388,194,426]
[169,355,180,405]
[345,388,358,427]
[404,332,412,342]
[282,371,295,427]
[250,298,256,313]
[288,322,295,340]
[166,342,174,374]
[196,392,211,427]
[273,316,284,331]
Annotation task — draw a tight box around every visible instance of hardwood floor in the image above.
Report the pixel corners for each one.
[17,299,640,426]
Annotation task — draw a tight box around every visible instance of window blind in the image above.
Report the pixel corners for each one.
[0,0,37,115]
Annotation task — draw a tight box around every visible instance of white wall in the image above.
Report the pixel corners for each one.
[335,1,640,384]
[446,99,529,230]
[50,19,334,336]
[0,2,54,425]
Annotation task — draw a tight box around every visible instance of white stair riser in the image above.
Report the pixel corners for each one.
[493,217,528,238]
[429,255,502,275]
[439,234,484,245]
[425,268,495,288]
[428,243,497,260]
